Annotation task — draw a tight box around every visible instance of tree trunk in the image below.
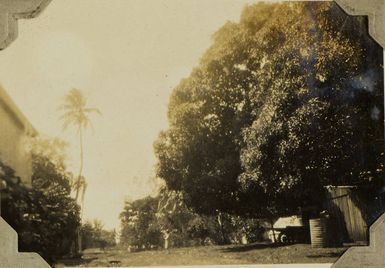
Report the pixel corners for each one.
[269,218,277,243]
[241,232,248,245]
[77,228,82,254]
[217,212,226,244]
[75,127,84,201]
[76,127,84,254]
[164,232,170,249]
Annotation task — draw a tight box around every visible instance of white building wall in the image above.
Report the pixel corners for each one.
[0,86,36,185]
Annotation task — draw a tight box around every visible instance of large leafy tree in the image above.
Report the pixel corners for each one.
[238,2,384,215]
[154,2,384,217]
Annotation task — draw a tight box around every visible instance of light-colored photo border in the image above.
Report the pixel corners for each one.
[0,0,383,267]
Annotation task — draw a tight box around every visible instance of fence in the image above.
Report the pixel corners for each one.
[324,186,368,244]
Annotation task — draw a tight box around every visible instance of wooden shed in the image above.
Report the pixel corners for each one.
[324,186,368,244]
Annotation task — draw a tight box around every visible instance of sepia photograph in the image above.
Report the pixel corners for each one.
[0,0,384,267]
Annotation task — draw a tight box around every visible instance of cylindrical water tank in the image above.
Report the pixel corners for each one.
[309,218,328,248]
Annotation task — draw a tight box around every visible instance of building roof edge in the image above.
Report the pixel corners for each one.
[0,85,37,137]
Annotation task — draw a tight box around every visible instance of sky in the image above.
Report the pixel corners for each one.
[0,0,257,230]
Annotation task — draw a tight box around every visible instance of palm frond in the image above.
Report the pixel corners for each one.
[59,88,100,132]
[85,107,102,115]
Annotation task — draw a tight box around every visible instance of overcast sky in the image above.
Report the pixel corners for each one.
[0,0,256,230]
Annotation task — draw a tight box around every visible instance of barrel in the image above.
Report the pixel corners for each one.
[309,218,329,248]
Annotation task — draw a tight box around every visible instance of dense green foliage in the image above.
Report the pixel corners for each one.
[119,189,267,249]
[1,138,80,263]
[81,220,116,250]
[154,2,384,217]
[120,196,163,248]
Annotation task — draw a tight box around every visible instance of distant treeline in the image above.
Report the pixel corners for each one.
[81,220,116,250]
[119,189,268,249]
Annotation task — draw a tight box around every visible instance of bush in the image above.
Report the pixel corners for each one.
[0,142,81,263]
[81,220,116,250]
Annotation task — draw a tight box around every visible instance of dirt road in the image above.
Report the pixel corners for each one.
[56,243,348,267]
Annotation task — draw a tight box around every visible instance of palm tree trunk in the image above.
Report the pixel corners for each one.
[75,127,84,201]
[79,126,84,184]
[77,126,84,254]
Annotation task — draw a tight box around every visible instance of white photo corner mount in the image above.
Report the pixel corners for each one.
[0,0,52,50]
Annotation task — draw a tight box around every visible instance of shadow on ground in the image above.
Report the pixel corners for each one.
[306,252,346,258]
[220,242,289,252]
[55,255,99,267]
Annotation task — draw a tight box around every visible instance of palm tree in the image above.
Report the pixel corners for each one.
[59,88,100,253]
[60,88,100,203]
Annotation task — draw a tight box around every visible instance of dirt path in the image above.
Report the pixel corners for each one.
[56,243,348,267]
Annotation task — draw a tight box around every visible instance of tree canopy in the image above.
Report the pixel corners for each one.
[81,220,116,250]
[120,195,163,248]
[154,2,384,217]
